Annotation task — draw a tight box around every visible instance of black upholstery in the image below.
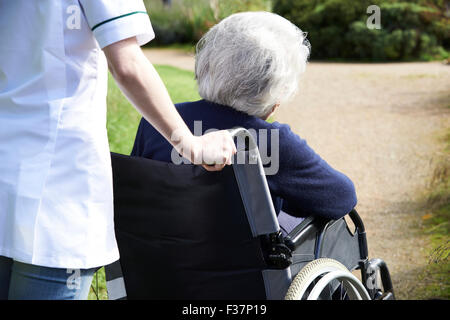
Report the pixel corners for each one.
[318,218,362,271]
[111,152,267,299]
[107,151,365,300]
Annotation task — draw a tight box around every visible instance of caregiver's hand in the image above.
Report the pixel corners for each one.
[173,130,237,171]
[104,37,236,171]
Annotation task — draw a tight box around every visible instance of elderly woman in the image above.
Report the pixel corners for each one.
[132,12,357,228]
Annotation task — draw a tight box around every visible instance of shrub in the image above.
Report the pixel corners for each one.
[273,0,450,61]
[144,0,272,45]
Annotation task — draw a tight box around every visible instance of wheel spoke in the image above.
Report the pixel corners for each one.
[307,270,371,300]
[285,258,371,300]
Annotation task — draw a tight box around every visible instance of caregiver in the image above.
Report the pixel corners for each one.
[0,0,236,300]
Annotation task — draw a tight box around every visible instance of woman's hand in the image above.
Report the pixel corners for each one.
[172,130,237,171]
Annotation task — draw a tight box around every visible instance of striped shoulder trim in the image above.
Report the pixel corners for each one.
[91,11,148,31]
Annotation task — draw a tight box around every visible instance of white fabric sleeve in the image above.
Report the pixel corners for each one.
[79,0,155,48]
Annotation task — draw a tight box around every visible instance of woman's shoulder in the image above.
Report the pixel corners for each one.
[264,120,293,132]
[174,100,302,143]
[262,121,305,144]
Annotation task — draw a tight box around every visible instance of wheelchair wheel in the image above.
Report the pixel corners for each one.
[285,258,371,300]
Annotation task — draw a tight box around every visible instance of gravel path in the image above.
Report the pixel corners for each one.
[144,48,450,299]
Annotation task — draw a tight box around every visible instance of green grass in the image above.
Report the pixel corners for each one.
[88,64,200,300]
[414,129,450,300]
[416,204,450,299]
[88,267,107,300]
[106,64,201,155]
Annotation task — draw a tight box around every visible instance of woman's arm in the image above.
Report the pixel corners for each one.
[103,37,236,171]
[269,124,357,220]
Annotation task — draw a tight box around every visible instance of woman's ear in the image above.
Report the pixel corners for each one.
[272,103,281,113]
[262,103,281,120]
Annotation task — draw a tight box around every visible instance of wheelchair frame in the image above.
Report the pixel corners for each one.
[228,127,395,300]
[282,209,395,300]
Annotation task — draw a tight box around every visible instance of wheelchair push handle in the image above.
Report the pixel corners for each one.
[349,209,369,260]
[227,127,258,152]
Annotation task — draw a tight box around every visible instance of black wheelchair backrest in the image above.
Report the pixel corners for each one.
[105,128,292,300]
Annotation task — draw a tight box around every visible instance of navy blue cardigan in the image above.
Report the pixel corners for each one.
[131,100,357,220]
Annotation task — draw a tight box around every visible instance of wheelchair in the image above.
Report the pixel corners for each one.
[105,128,395,300]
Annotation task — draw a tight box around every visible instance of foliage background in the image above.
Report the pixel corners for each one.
[144,0,449,61]
[272,0,450,61]
[143,0,272,45]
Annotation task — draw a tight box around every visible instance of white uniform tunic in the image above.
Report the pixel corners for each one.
[0,0,154,268]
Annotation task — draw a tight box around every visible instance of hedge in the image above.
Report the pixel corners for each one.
[272,0,450,61]
[144,0,272,45]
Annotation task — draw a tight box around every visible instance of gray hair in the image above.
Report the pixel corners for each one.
[195,11,310,117]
